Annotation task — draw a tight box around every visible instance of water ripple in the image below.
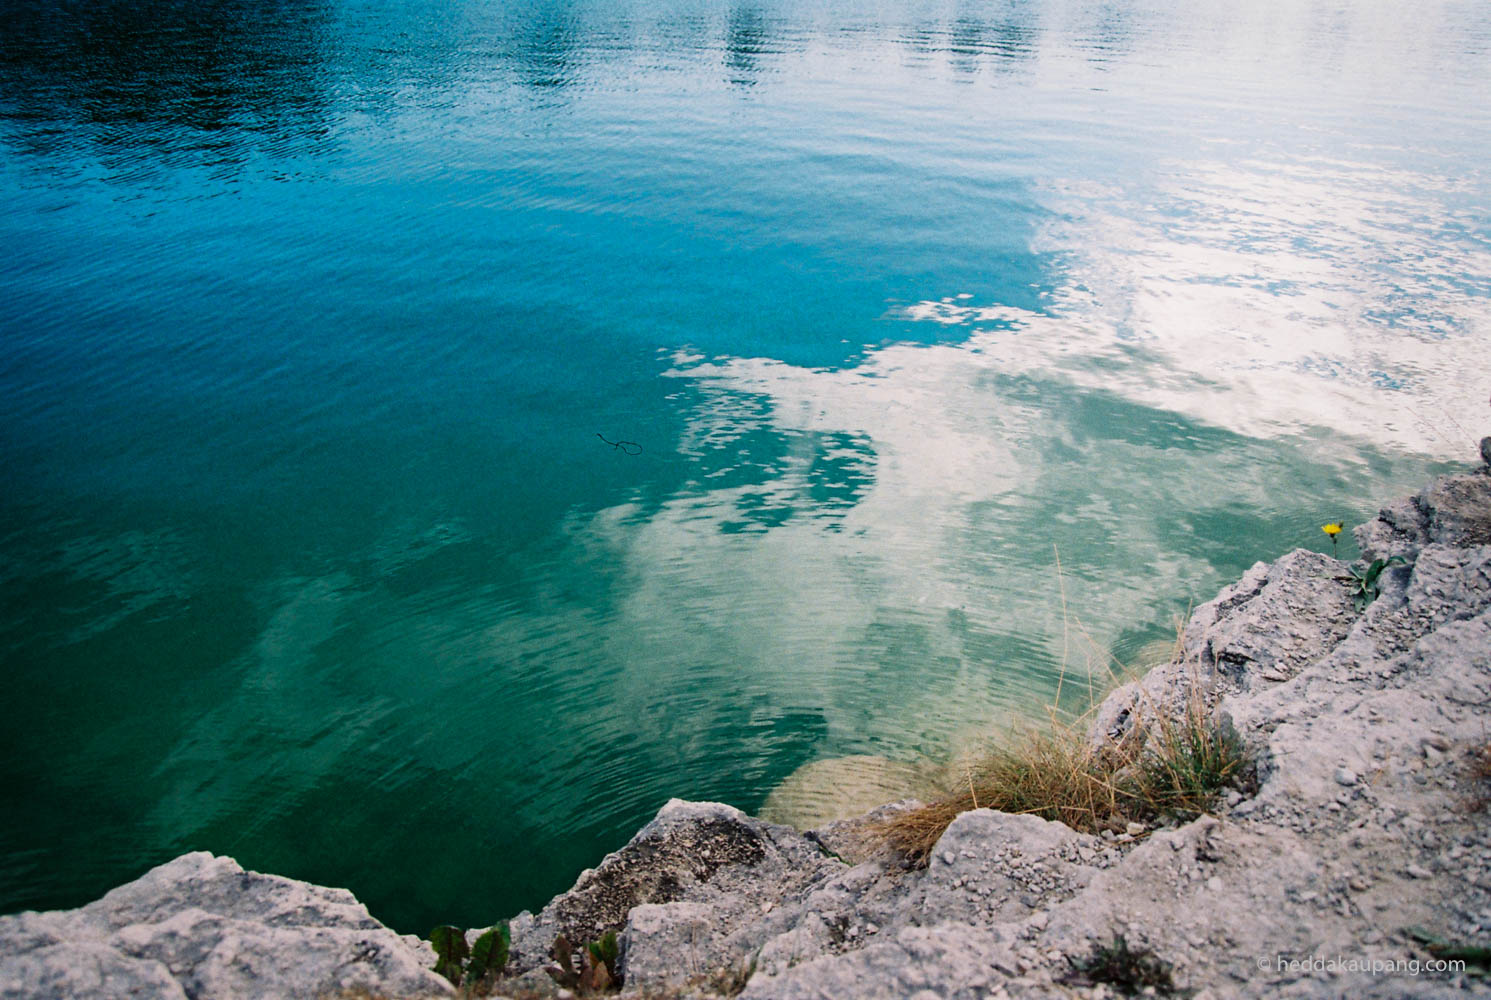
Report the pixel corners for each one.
[1,0,1486,938]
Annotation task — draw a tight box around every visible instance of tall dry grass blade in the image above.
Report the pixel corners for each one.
[1053,543,1069,711]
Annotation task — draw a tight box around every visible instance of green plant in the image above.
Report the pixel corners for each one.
[428,923,509,991]
[430,925,468,987]
[1347,556,1406,610]
[1129,711,1248,821]
[587,931,619,979]
[1066,935,1175,994]
[467,925,511,988]
[1407,926,1491,974]
[547,932,619,993]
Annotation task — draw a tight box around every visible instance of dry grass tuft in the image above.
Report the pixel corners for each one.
[1130,696,1250,819]
[873,701,1246,863]
[876,719,1130,863]
[1472,743,1491,782]
[1463,742,1491,812]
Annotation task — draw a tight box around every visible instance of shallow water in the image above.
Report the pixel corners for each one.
[1,0,1487,933]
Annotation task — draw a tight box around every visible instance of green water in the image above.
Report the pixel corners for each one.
[0,0,1485,934]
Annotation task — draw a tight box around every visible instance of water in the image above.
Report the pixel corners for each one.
[1,0,1487,934]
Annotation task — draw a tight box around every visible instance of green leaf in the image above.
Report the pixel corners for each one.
[546,933,581,990]
[1348,555,1407,610]
[592,931,619,964]
[468,923,510,981]
[1404,925,1442,945]
[429,925,469,986]
[588,930,619,977]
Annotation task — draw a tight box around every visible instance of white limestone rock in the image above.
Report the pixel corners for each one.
[739,923,1019,1000]
[500,800,842,982]
[0,853,450,1000]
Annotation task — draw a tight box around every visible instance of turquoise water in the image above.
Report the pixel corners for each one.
[1,0,1487,933]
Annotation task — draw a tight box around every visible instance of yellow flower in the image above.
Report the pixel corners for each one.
[1322,523,1343,537]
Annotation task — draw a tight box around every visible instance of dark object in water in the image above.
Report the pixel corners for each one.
[597,432,641,456]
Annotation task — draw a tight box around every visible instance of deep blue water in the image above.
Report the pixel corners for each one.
[1,0,1488,934]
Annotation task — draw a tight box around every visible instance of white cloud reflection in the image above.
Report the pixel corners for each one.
[1017,153,1490,455]
[567,129,1487,787]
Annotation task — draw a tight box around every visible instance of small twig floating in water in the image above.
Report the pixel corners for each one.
[596,432,642,456]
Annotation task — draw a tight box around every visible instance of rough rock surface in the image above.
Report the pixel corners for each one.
[6,471,1491,999]
[0,853,452,999]
[499,799,861,991]
[1355,473,1491,562]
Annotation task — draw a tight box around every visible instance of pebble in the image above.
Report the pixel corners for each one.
[1126,821,1146,837]
[1335,767,1359,787]
[1207,876,1224,892]
[1406,864,1434,879]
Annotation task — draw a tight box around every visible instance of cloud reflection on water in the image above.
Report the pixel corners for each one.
[567,122,1487,771]
[1024,152,1490,456]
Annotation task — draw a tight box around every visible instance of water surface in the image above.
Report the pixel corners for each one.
[1,0,1487,933]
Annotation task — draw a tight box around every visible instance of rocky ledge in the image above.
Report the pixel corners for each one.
[4,470,1491,999]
